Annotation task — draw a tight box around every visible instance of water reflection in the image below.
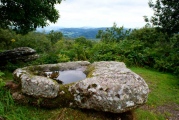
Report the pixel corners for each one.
[46,70,86,84]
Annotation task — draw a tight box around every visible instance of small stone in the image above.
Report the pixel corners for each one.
[69,102,73,106]
[12,92,25,100]
[59,91,65,95]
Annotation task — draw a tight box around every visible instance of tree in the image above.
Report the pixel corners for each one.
[0,0,62,34]
[74,37,93,47]
[96,23,131,42]
[144,0,179,35]
[48,30,63,44]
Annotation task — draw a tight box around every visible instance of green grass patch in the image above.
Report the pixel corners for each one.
[135,109,165,120]
[0,87,53,120]
[130,67,179,106]
[130,67,179,120]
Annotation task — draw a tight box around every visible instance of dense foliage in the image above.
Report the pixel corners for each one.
[0,24,178,75]
[144,0,179,35]
[96,23,131,42]
[0,0,62,34]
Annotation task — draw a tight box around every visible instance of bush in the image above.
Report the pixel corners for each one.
[0,29,16,50]
[126,27,179,74]
[89,42,121,62]
[96,23,131,43]
[127,27,168,46]
[57,54,70,62]
[47,30,63,44]
[12,32,52,53]
[0,27,178,75]
[31,53,59,64]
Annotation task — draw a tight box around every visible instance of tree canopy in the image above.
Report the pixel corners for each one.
[96,23,131,42]
[144,0,179,35]
[0,0,62,34]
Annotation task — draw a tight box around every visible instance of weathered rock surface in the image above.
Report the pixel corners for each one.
[13,68,60,98]
[69,61,149,113]
[0,47,38,65]
[11,61,149,113]
[12,61,90,98]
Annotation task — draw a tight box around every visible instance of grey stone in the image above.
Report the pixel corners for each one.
[0,47,38,65]
[12,61,90,98]
[13,68,60,98]
[69,61,149,113]
[11,61,149,113]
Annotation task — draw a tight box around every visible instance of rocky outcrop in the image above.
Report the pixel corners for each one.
[0,47,38,65]
[10,61,149,113]
[69,61,149,113]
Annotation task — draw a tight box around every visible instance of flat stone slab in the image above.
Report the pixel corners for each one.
[69,61,149,113]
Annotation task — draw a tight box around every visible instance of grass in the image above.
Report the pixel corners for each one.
[135,109,165,120]
[130,67,179,120]
[0,87,51,120]
[0,67,179,120]
[130,67,179,105]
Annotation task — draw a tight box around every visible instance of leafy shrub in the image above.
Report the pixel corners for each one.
[74,37,93,48]
[127,27,168,46]
[0,27,178,75]
[47,30,63,44]
[53,39,73,53]
[0,29,16,50]
[126,27,179,74]
[12,32,52,53]
[57,54,70,62]
[53,37,94,61]
[96,23,131,43]
[89,42,120,62]
[32,53,59,64]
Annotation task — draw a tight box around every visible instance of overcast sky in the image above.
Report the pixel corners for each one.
[49,0,154,28]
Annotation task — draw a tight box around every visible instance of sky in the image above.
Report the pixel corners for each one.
[49,0,154,28]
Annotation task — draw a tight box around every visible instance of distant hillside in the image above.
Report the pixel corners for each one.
[37,27,107,39]
[58,27,107,39]
[37,27,130,39]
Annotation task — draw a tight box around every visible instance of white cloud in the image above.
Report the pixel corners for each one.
[49,0,154,28]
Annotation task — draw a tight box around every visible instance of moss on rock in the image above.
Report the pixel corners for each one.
[84,65,95,78]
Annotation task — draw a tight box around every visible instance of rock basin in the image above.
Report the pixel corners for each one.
[11,61,149,113]
[45,69,86,84]
[13,61,90,98]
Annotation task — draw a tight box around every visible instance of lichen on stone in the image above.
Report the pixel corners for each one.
[11,61,149,114]
[69,61,149,113]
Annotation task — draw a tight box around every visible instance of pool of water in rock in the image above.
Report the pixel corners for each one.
[46,70,86,84]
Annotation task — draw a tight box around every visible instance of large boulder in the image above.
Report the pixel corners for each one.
[69,61,149,113]
[10,61,149,113]
[0,47,38,65]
